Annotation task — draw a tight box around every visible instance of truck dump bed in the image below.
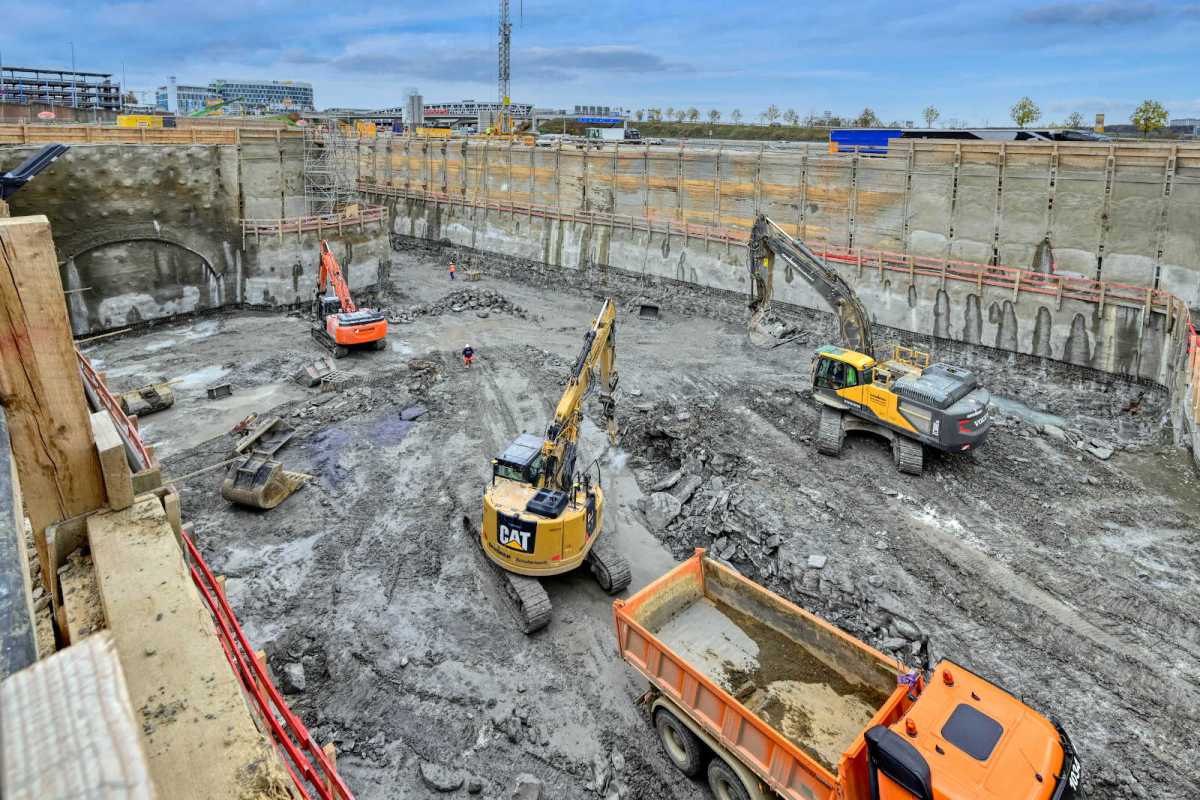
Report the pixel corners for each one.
[615,551,910,800]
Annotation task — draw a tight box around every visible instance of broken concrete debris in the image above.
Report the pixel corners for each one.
[389,288,532,325]
[418,761,467,793]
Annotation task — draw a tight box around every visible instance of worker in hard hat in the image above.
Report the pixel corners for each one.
[462,344,475,368]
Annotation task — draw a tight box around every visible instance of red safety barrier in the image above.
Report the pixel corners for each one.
[183,528,353,800]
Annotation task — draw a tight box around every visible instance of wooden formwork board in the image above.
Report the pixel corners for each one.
[87,497,292,800]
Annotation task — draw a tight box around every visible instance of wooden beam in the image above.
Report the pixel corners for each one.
[1,632,154,799]
[91,410,133,511]
[0,216,105,598]
[88,497,292,800]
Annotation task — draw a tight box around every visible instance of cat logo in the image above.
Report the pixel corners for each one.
[496,513,537,554]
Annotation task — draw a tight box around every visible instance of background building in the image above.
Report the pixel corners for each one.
[155,77,314,115]
[0,65,122,110]
[422,99,533,129]
[154,83,218,114]
[213,79,313,112]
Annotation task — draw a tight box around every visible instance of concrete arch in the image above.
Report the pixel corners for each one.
[56,224,226,280]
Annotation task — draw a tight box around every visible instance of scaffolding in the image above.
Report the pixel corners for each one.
[302,121,356,215]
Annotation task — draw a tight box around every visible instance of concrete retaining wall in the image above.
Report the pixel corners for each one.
[392,196,1189,391]
[2,140,387,334]
[361,138,1200,305]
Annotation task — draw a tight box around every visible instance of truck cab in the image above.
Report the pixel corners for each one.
[869,662,1080,800]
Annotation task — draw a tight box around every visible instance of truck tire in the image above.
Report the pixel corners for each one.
[373,338,388,351]
[332,345,349,359]
[707,758,752,800]
[893,435,924,475]
[815,406,844,456]
[653,708,705,777]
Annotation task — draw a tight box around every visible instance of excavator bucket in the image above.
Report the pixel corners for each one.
[221,452,308,510]
[118,382,175,417]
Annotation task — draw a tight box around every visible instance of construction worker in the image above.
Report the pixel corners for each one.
[449,259,457,281]
[462,344,475,368]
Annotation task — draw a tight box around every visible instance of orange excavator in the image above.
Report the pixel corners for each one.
[311,240,388,358]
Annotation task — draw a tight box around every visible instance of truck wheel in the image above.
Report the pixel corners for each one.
[332,345,349,359]
[893,436,924,475]
[707,758,752,800]
[816,406,844,456]
[373,338,388,351]
[653,709,705,777]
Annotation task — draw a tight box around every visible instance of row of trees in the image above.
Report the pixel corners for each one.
[634,106,891,127]
[631,99,1172,135]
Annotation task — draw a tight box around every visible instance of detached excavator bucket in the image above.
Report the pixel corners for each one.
[221,452,308,510]
[118,382,176,417]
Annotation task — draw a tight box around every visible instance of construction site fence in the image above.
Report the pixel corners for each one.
[358,181,1185,318]
[0,122,303,145]
[74,347,352,799]
[240,205,388,246]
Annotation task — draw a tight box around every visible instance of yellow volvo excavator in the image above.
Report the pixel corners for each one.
[475,298,631,633]
[749,215,992,474]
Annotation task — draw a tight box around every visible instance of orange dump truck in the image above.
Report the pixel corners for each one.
[613,551,1082,800]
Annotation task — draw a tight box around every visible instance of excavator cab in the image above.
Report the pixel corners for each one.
[491,433,546,486]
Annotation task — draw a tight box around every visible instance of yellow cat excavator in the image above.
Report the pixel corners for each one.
[749,215,992,474]
[475,297,630,633]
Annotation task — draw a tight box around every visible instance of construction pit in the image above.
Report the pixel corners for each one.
[75,241,1199,800]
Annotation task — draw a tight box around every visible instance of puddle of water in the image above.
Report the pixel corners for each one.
[990,395,1067,429]
[174,365,229,390]
[307,427,352,487]
[372,417,415,446]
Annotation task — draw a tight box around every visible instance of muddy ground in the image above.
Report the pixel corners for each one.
[85,244,1199,800]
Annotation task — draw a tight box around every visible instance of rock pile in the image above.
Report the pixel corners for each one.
[389,289,532,324]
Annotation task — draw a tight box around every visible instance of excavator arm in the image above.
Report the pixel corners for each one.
[316,240,357,313]
[748,215,874,357]
[540,298,619,492]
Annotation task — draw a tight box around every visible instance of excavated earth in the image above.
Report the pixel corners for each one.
[84,242,1199,800]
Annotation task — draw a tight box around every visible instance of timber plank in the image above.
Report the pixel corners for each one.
[88,498,292,800]
[0,631,155,799]
[91,410,134,510]
[0,216,105,597]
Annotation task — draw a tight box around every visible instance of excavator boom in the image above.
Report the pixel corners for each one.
[541,298,618,491]
[748,215,874,357]
[317,240,357,312]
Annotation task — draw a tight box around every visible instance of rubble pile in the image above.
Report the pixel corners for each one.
[389,289,533,324]
[621,395,937,665]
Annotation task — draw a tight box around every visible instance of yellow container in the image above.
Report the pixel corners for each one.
[116,115,164,129]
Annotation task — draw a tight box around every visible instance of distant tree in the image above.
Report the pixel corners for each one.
[922,105,940,127]
[708,109,721,124]
[1064,111,1084,128]
[635,109,645,122]
[665,106,675,121]
[1130,99,1168,135]
[855,107,881,127]
[647,107,662,121]
[763,104,781,124]
[944,117,965,129]
[674,108,687,122]
[783,108,799,126]
[687,107,699,123]
[1010,96,1040,128]
[731,109,743,124]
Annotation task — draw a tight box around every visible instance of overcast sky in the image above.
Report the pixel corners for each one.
[2,0,1198,124]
